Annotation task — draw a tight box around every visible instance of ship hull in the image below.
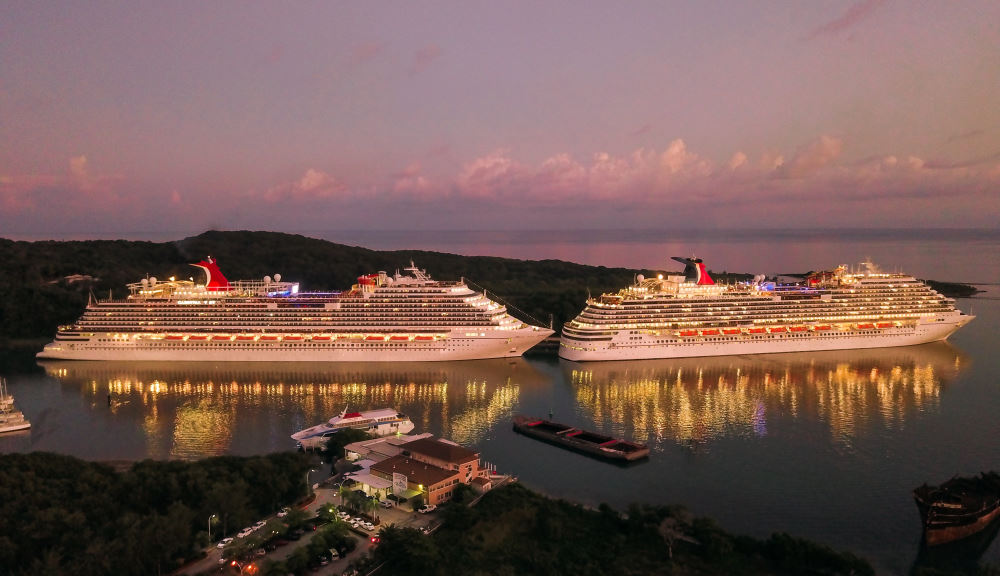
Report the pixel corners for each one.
[38,330,552,362]
[559,315,970,362]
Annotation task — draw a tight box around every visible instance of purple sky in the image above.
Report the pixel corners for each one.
[2,1,998,238]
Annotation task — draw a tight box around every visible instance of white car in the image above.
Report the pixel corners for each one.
[277,507,290,518]
[362,521,375,531]
[254,520,266,530]
[417,504,437,514]
[216,537,234,549]
[379,500,393,509]
[238,528,253,538]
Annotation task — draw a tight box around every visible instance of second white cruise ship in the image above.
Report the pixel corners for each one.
[559,257,974,362]
[37,257,553,362]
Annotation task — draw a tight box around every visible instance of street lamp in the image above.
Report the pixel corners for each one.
[305,468,316,496]
[208,513,216,545]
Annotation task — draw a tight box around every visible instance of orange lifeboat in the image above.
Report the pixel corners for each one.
[188,335,209,341]
[212,334,232,341]
[877,322,893,329]
[259,335,280,341]
[814,325,832,331]
[748,327,766,334]
[165,334,185,341]
[414,335,435,341]
[857,323,875,330]
[722,328,741,335]
[365,335,386,341]
[700,329,720,336]
[312,335,332,341]
[390,335,410,341]
[768,326,787,333]
[789,326,807,332]
[284,335,304,341]
[235,334,256,341]
[678,330,698,337]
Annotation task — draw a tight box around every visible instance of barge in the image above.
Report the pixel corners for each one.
[914,471,1000,546]
[512,415,649,462]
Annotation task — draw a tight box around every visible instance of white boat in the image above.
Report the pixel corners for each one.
[559,257,974,361]
[291,407,415,449]
[0,378,30,433]
[36,257,552,362]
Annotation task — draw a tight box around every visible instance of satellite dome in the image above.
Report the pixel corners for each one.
[383,277,393,286]
[149,277,157,286]
[636,274,645,283]
[264,276,271,284]
[274,274,282,282]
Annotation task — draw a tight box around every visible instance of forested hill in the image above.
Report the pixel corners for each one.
[0,230,649,341]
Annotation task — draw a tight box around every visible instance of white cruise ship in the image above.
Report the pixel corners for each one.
[559,257,974,362]
[292,407,415,449]
[37,257,553,362]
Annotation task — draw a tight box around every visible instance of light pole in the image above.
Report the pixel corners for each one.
[305,468,316,496]
[208,513,216,546]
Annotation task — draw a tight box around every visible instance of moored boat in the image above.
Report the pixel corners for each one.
[0,378,30,434]
[512,415,649,462]
[914,472,1000,546]
[291,406,415,450]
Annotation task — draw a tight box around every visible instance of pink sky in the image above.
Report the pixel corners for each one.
[1,1,998,238]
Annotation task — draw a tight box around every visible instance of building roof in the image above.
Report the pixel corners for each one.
[344,433,434,462]
[371,455,457,488]
[403,437,478,465]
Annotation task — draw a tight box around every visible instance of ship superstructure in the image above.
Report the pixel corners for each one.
[559,257,974,361]
[37,257,552,362]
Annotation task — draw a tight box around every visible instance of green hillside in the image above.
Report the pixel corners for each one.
[0,231,648,342]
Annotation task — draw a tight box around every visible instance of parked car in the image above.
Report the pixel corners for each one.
[237,528,253,538]
[379,500,393,509]
[217,537,234,549]
[254,520,266,530]
[277,507,290,518]
[417,504,437,514]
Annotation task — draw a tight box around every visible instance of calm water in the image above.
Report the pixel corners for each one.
[2,232,998,574]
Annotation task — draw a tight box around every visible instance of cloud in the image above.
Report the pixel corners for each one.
[808,0,885,39]
[262,169,348,202]
[629,123,652,137]
[412,44,441,74]
[392,163,431,194]
[773,135,843,178]
[350,42,385,67]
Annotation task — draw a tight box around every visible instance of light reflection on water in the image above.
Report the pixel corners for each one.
[565,343,965,453]
[35,359,541,459]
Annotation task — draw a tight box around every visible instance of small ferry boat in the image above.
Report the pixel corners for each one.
[0,378,30,434]
[512,415,649,462]
[291,407,415,450]
[914,472,1000,546]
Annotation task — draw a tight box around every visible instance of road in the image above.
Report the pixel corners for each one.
[179,487,436,576]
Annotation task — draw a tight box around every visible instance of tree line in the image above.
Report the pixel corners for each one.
[0,451,312,575]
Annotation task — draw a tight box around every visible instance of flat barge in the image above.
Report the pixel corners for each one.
[512,415,649,462]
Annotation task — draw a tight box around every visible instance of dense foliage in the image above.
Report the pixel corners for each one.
[0,231,645,342]
[0,452,313,575]
[366,483,874,576]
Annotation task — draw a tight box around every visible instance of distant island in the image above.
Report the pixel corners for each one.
[0,230,980,344]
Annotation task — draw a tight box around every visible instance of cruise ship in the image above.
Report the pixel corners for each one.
[292,407,415,450]
[559,257,974,362]
[37,257,553,362]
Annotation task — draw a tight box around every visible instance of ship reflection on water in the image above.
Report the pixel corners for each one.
[565,342,967,452]
[38,359,544,460]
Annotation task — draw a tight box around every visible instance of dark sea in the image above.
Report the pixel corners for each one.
[2,229,998,575]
